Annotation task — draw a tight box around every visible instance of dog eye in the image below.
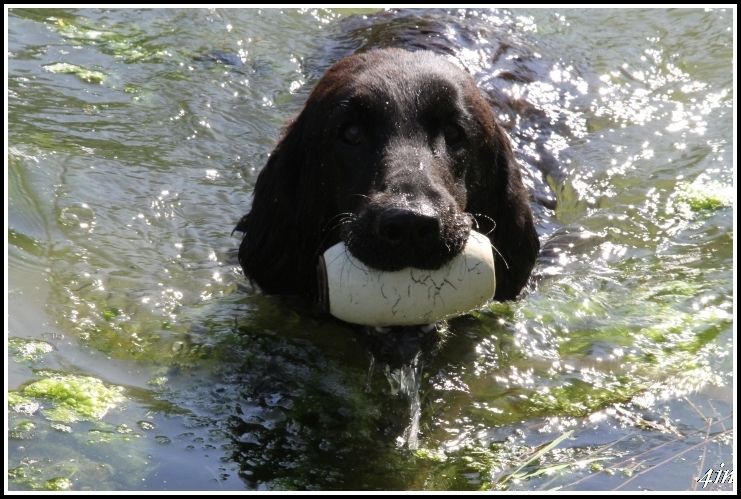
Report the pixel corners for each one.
[340,123,363,145]
[443,123,465,147]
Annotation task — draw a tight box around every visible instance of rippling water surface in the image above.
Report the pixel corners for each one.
[7,8,734,491]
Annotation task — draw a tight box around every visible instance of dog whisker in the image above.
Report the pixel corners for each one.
[490,243,510,270]
[468,214,480,231]
[468,212,497,236]
[349,193,372,201]
[321,212,356,233]
[326,219,353,235]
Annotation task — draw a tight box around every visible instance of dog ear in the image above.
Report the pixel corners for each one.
[467,116,540,301]
[234,55,374,295]
[234,107,334,295]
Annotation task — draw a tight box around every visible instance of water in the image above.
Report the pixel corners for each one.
[7,8,734,491]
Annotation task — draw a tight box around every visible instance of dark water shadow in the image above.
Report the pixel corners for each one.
[182,292,503,490]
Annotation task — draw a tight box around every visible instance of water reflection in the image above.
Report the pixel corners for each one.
[8,7,733,491]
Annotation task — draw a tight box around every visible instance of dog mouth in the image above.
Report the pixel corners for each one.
[342,207,472,271]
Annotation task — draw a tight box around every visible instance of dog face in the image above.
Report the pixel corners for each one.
[318,51,482,271]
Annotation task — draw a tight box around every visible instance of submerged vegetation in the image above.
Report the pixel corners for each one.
[20,373,126,423]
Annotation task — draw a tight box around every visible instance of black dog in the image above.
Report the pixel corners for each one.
[235,48,539,302]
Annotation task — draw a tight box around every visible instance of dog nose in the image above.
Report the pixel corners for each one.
[377,208,440,247]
